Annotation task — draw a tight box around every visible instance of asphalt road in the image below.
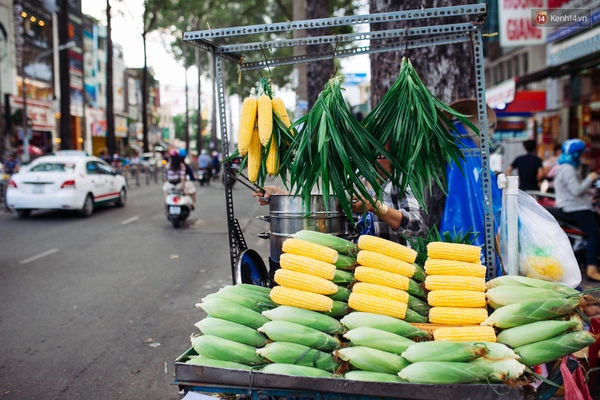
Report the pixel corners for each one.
[0,174,274,399]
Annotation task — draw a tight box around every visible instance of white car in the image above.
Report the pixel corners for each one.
[6,151,127,218]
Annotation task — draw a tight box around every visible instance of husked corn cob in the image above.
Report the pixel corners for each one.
[335,346,411,374]
[278,253,337,280]
[194,317,269,347]
[190,334,267,365]
[343,326,415,355]
[186,355,253,370]
[496,319,582,349]
[433,326,497,343]
[427,290,487,308]
[424,259,487,277]
[262,305,345,334]
[424,275,485,292]
[258,320,341,351]
[257,94,273,146]
[348,292,408,319]
[196,297,270,329]
[401,341,488,363]
[357,250,423,280]
[247,127,262,182]
[270,285,334,312]
[354,266,425,298]
[340,311,431,339]
[352,282,409,304]
[273,268,338,295]
[260,363,334,377]
[357,235,417,263]
[265,137,279,175]
[344,370,405,383]
[271,97,292,128]
[282,238,339,264]
[237,95,258,156]
[426,241,482,263]
[428,306,488,325]
[292,230,359,257]
[482,297,581,329]
[256,341,339,372]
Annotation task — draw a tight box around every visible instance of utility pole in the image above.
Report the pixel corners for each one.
[58,0,71,149]
[184,45,189,154]
[106,0,116,156]
[195,47,202,155]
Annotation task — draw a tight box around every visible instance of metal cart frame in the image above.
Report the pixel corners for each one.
[183,3,498,282]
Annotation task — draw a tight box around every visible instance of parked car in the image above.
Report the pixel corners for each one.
[6,150,127,218]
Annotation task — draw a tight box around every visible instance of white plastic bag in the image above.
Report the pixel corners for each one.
[499,190,581,288]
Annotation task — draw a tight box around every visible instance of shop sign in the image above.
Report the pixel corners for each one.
[486,78,516,109]
[115,116,127,138]
[499,0,547,46]
[10,96,55,131]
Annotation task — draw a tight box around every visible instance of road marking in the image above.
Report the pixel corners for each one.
[121,216,140,225]
[19,248,60,264]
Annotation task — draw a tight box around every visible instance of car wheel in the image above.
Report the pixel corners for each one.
[80,194,94,217]
[15,209,31,218]
[116,187,127,207]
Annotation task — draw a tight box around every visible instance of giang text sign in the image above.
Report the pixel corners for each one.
[500,0,547,46]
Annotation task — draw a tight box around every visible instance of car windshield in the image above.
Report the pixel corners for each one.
[29,162,76,172]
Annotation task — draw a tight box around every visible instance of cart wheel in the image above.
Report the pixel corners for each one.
[236,249,270,287]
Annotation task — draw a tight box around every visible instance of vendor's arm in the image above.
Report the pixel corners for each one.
[351,195,425,235]
[565,166,597,197]
[252,185,287,205]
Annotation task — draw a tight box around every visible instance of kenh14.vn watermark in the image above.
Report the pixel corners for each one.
[531,8,592,27]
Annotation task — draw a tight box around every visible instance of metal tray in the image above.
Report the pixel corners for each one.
[174,348,525,400]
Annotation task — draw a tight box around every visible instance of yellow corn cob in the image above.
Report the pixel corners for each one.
[278,253,337,280]
[424,259,487,278]
[354,266,410,291]
[426,241,482,263]
[270,285,333,312]
[429,306,489,325]
[247,127,262,182]
[272,97,291,128]
[282,238,339,264]
[265,136,279,175]
[348,292,407,320]
[273,268,338,295]
[237,95,258,156]
[424,275,485,292]
[357,250,416,278]
[427,290,487,308]
[257,94,273,146]
[433,326,497,342]
[357,235,417,263]
[352,282,409,304]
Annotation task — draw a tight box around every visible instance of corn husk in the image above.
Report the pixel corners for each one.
[256,341,339,372]
[260,363,334,378]
[340,312,430,339]
[335,346,410,374]
[514,331,596,367]
[398,361,486,384]
[343,327,415,355]
[194,317,268,347]
[190,334,266,366]
[401,341,488,363]
[262,305,346,334]
[496,318,582,349]
[481,297,580,329]
[258,320,340,352]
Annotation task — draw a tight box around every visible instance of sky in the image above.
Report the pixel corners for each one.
[81,0,189,88]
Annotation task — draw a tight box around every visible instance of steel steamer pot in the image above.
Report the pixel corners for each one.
[258,194,349,263]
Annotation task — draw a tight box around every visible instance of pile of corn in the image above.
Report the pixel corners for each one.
[423,241,494,341]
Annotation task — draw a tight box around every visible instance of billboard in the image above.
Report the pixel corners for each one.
[0,0,16,96]
[499,0,547,46]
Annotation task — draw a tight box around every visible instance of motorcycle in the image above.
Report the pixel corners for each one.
[198,168,211,186]
[165,187,193,228]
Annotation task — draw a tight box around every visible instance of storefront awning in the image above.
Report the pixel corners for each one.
[516,51,600,87]
[500,90,546,114]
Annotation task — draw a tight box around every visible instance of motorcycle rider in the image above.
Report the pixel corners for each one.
[198,149,212,181]
[179,148,197,209]
[163,149,196,210]
[553,138,600,281]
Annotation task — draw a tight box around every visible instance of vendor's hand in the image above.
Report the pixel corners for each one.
[252,185,287,205]
[588,172,599,181]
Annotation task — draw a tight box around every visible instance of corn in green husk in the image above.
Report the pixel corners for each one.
[496,319,582,349]
[398,361,486,384]
[329,285,351,302]
[190,334,267,365]
[485,275,580,296]
[479,342,520,360]
[260,363,334,378]
[401,341,488,363]
[343,327,415,355]
[514,331,596,367]
[335,254,358,270]
[485,286,569,309]
[235,283,272,294]
[333,269,356,285]
[340,312,430,339]
[196,297,270,329]
[258,320,341,352]
[194,317,269,347]
[335,346,410,374]
[481,297,580,329]
[186,355,253,370]
[292,230,359,257]
[202,291,273,313]
[403,308,428,323]
[344,370,406,383]
[262,305,346,334]
[219,284,275,305]
[324,300,350,318]
[469,358,526,382]
[407,294,430,317]
[256,341,340,372]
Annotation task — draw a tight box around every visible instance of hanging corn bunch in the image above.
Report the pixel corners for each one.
[362,57,479,209]
[237,89,258,156]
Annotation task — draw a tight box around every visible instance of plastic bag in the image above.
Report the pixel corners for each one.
[499,189,581,288]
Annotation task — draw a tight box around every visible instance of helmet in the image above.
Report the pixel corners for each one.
[562,139,586,155]
[169,149,179,157]
[179,148,187,158]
